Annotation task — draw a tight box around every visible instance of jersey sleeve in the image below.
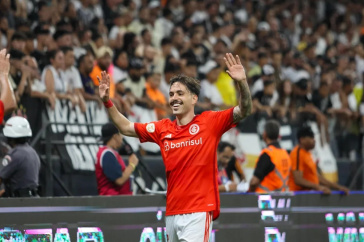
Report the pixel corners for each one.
[206,108,237,137]
[0,100,4,124]
[101,150,122,182]
[134,120,162,144]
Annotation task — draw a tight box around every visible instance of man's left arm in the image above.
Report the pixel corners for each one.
[318,170,349,195]
[224,53,252,123]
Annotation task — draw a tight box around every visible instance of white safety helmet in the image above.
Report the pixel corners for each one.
[3,116,32,138]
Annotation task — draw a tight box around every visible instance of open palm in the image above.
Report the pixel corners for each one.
[97,71,110,102]
[224,53,246,82]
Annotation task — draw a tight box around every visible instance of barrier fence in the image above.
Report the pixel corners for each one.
[0,193,364,241]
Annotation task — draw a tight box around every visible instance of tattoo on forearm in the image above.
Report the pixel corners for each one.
[233,80,252,123]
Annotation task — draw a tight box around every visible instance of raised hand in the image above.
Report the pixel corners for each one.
[0,49,10,76]
[224,53,246,83]
[97,71,110,102]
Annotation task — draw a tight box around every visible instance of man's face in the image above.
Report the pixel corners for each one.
[11,40,26,52]
[57,34,72,47]
[217,146,234,168]
[169,82,197,116]
[82,54,94,74]
[52,51,65,70]
[97,54,112,70]
[64,50,75,68]
[301,136,315,150]
[128,68,143,82]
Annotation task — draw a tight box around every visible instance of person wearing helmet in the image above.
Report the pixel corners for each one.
[0,116,40,197]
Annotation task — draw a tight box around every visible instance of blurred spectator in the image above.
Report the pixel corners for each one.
[249,120,291,193]
[95,122,139,196]
[145,72,171,120]
[288,125,349,195]
[217,141,238,193]
[9,32,27,52]
[62,47,86,112]
[41,49,78,107]
[78,53,102,107]
[252,79,277,118]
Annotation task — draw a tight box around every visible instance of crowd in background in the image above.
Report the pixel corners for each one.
[1,0,364,161]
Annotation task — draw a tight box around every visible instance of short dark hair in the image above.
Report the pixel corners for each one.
[264,120,280,140]
[60,46,73,55]
[297,125,314,140]
[169,74,201,96]
[217,141,235,153]
[11,32,27,42]
[53,30,71,41]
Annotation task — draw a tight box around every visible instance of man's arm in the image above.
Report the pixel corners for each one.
[0,49,17,115]
[292,170,331,194]
[224,53,252,123]
[98,71,138,137]
[249,153,275,192]
[318,172,349,195]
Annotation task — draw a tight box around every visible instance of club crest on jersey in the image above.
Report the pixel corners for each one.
[146,123,155,133]
[189,124,199,135]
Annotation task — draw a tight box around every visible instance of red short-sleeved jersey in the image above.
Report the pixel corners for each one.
[0,100,4,124]
[134,108,236,220]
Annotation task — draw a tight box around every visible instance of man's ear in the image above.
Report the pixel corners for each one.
[192,94,198,104]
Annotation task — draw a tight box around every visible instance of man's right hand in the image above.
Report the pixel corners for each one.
[318,185,331,195]
[97,71,110,102]
[0,49,10,75]
[129,153,139,168]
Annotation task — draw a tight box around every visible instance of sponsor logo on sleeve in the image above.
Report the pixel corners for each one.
[146,123,155,133]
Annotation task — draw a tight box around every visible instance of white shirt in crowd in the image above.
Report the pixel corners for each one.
[41,65,68,93]
[63,66,83,90]
[200,79,223,106]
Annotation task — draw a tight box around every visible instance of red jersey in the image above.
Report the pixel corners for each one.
[134,108,236,220]
[95,146,132,195]
[0,100,4,124]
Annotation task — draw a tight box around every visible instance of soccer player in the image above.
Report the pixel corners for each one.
[98,53,252,241]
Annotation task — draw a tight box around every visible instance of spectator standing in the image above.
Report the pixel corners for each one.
[0,117,40,197]
[249,120,291,193]
[95,122,139,195]
[288,126,349,194]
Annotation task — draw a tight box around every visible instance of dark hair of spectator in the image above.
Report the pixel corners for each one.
[77,54,87,68]
[11,32,27,42]
[61,46,73,55]
[34,25,50,36]
[53,30,71,41]
[9,49,25,60]
[162,8,172,18]
[91,32,102,42]
[113,49,127,66]
[217,141,235,153]
[161,37,172,46]
[164,61,180,73]
[258,52,268,59]
[46,49,62,63]
[141,28,149,37]
[297,125,314,140]
[264,120,280,140]
[169,74,201,96]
